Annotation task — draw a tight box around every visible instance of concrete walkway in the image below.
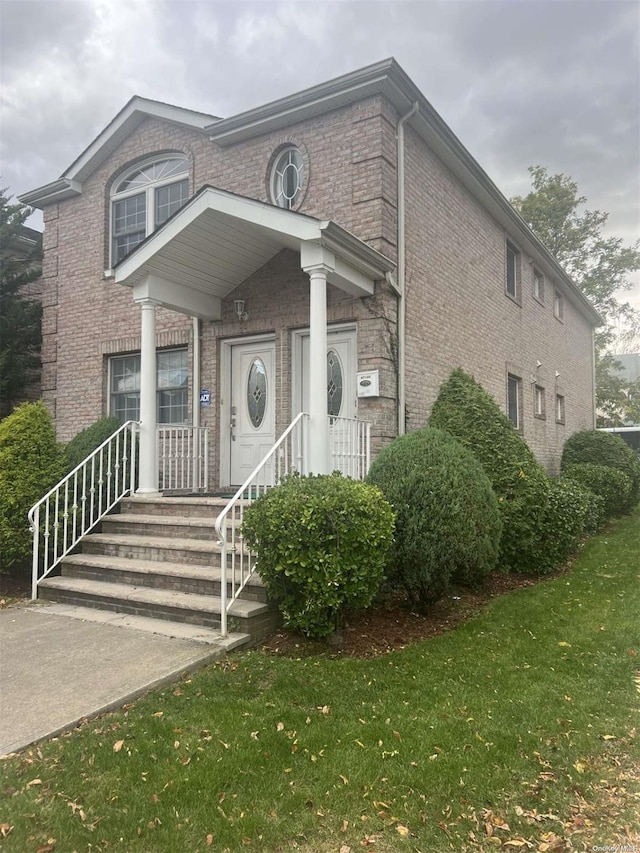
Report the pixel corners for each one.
[0,604,241,757]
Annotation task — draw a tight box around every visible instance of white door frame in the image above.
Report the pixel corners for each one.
[219,333,276,488]
[291,323,357,420]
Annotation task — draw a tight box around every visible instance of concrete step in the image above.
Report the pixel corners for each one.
[101,513,220,542]
[82,532,224,567]
[30,602,251,648]
[61,553,267,602]
[38,576,279,641]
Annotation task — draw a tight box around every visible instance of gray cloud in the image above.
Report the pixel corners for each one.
[1,0,637,306]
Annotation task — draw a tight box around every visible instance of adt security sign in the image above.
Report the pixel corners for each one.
[199,389,211,407]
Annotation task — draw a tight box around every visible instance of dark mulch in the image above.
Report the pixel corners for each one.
[260,569,565,659]
[0,567,31,604]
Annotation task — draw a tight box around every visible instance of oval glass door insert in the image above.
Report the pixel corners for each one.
[247,357,267,428]
[327,349,343,417]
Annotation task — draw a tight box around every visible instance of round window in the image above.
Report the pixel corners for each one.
[247,358,267,428]
[327,349,343,417]
[271,147,304,209]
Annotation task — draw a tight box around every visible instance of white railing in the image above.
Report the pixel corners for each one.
[158,426,208,493]
[29,421,139,599]
[214,412,308,637]
[329,415,371,480]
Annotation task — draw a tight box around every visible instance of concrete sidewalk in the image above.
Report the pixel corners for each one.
[0,604,239,756]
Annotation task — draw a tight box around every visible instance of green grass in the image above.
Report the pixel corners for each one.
[1,513,639,852]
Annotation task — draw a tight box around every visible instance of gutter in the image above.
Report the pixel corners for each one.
[396,101,419,436]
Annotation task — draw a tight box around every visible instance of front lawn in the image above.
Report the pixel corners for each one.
[1,512,638,852]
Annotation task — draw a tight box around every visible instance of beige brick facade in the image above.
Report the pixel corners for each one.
[29,65,596,480]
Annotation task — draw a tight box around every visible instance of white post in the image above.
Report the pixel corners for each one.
[136,298,159,493]
[307,265,330,474]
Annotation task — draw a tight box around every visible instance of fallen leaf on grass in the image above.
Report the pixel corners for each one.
[205,834,213,846]
[340,846,351,853]
[27,778,42,786]
[340,819,349,832]
[396,823,410,837]
[557,642,571,647]
[113,740,124,753]
[0,824,13,838]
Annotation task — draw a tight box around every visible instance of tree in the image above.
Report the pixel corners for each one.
[511,167,640,425]
[0,189,42,418]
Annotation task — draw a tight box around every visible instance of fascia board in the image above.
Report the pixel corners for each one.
[208,58,397,144]
[18,178,82,208]
[319,222,395,280]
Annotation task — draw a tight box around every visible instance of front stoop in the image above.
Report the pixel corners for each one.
[37,495,280,647]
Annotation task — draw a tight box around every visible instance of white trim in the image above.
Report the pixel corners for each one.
[219,334,276,488]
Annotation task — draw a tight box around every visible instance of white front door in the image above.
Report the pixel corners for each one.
[296,326,357,420]
[230,340,276,486]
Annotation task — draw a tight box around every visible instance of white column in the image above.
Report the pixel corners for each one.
[307,266,330,474]
[136,298,159,493]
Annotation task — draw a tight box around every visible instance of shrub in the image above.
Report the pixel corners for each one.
[366,427,502,609]
[0,401,65,573]
[241,473,394,639]
[64,416,122,472]
[562,462,632,520]
[536,478,599,572]
[428,368,552,574]
[561,429,640,511]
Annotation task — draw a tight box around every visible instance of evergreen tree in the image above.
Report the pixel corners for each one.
[0,189,42,418]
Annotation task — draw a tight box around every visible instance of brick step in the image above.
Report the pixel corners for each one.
[119,496,244,520]
[61,553,267,602]
[38,576,279,640]
[101,514,220,542]
[82,532,224,567]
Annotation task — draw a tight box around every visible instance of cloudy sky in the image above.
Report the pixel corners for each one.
[1,0,638,308]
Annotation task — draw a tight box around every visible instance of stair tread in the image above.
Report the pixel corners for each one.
[85,532,223,552]
[62,553,264,586]
[40,576,269,617]
[122,496,248,507]
[104,514,219,528]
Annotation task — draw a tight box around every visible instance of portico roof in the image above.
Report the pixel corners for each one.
[114,186,395,319]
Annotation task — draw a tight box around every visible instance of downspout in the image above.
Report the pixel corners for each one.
[592,327,597,428]
[396,101,419,436]
[192,317,201,490]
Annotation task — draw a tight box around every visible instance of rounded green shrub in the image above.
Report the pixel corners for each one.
[536,478,598,572]
[366,427,502,609]
[561,430,640,511]
[64,416,121,472]
[562,462,632,519]
[0,401,65,573]
[428,368,552,574]
[241,473,394,639]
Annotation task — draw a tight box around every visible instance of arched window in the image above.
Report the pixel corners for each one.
[270,146,304,209]
[111,156,189,264]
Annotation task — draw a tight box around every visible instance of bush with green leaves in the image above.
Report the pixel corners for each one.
[366,427,502,609]
[241,473,394,639]
[536,477,601,571]
[0,401,64,572]
[428,368,553,574]
[561,430,640,512]
[64,416,122,472]
[562,462,632,520]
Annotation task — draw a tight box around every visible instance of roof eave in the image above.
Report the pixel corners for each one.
[18,178,82,208]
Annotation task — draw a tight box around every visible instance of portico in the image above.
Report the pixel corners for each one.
[114,186,395,493]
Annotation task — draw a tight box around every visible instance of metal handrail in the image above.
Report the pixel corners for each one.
[329,415,371,480]
[157,425,208,492]
[214,412,308,636]
[28,421,139,599]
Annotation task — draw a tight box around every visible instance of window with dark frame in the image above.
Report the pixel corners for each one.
[110,349,188,424]
[534,385,546,418]
[507,373,521,428]
[506,241,519,299]
[556,394,565,423]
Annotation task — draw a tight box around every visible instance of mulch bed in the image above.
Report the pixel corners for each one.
[260,569,565,659]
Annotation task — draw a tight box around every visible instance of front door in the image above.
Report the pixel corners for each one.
[229,340,276,485]
[297,326,357,420]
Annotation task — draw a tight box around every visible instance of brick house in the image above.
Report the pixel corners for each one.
[20,57,600,491]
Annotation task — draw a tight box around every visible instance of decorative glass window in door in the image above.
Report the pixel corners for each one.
[327,349,343,417]
[247,358,267,428]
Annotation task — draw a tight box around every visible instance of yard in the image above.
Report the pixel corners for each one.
[1,511,638,852]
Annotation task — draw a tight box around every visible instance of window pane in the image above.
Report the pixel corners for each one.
[247,358,267,428]
[327,349,343,417]
[117,157,188,192]
[506,243,517,297]
[507,375,519,427]
[158,389,188,424]
[155,179,189,226]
